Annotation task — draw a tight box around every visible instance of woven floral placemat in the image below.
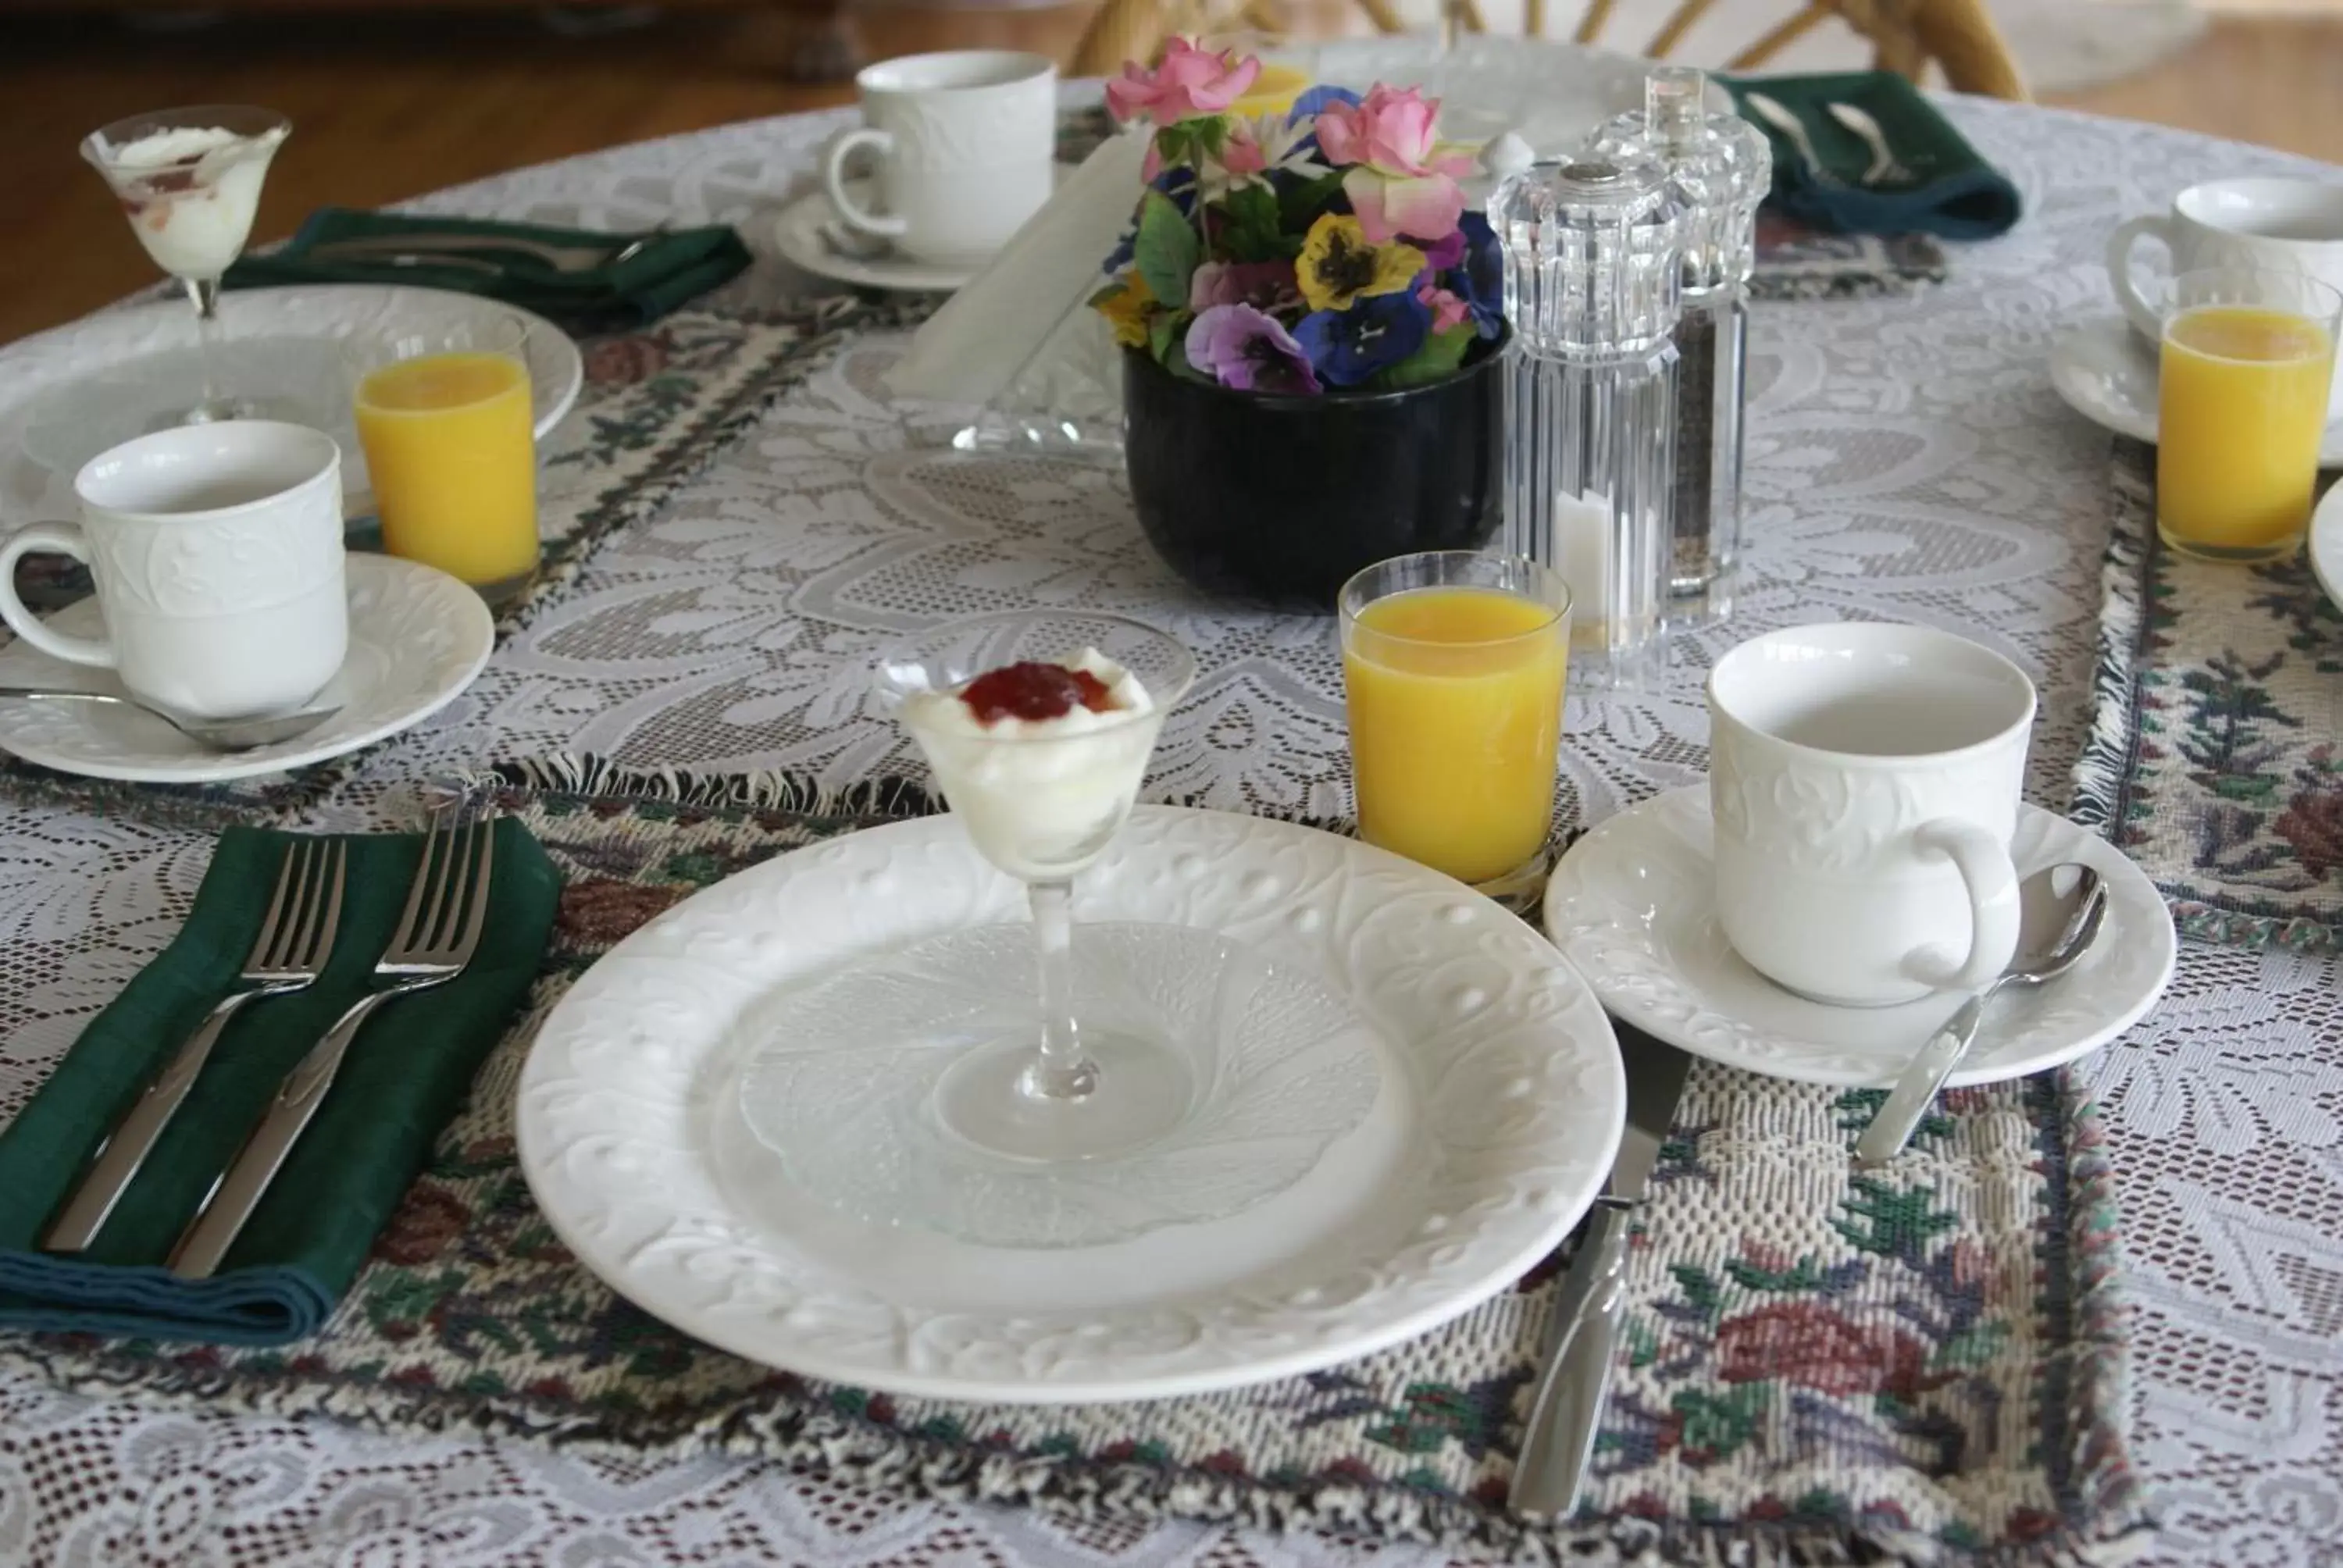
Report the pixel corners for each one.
[1,768,2148,1566]
[2072,439,2343,953]
[0,294,933,826]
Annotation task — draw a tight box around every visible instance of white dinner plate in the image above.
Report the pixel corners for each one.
[2312,477,2343,615]
[1544,786,2177,1088]
[0,554,492,783]
[2049,315,2343,468]
[518,806,1626,1404]
[0,284,583,527]
[1297,34,1731,155]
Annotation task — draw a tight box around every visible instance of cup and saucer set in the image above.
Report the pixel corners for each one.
[1543,624,2176,1091]
[775,51,1075,294]
[0,421,494,785]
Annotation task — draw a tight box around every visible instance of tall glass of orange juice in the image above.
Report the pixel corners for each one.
[1340,551,1572,905]
[348,313,540,608]
[2158,267,2341,563]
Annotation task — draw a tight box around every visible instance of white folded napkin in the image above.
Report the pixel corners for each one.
[883,127,1152,429]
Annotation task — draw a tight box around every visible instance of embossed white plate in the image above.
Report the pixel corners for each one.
[2311,477,2343,615]
[517,807,1626,1403]
[0,553,493,782]
[2049,315,2343,467]
[1544,787,2176,1088]
[0,284,583,526]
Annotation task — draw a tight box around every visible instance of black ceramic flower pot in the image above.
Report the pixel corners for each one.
[1122,330,1509,610]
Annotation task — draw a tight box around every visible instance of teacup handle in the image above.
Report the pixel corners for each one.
[2105,213,2174,342]
[0,523,116,670]
[823,128,908,239]
[1903,819,2020,992]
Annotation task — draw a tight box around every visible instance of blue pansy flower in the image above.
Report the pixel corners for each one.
[1288,84,1362,123]
[1455,210,1503,337]
[1293,290,1432,387]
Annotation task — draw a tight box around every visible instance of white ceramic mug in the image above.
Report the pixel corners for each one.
[2108,177,2343,421]
[1707,623,2037,1008]
[0,421,348,720]
[822,50,1057,268]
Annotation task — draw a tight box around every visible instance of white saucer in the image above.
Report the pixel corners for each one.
[2313,478,2343,615]
[0,554,493,783]
[2049,315,2343,468]
[772,170,1069,294]
[1543,786,2177,1088]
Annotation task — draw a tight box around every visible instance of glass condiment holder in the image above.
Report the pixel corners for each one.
[1491,154,1685,693]
[1589,66,1771,633]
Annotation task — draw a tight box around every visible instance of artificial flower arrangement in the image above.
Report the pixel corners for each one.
[1090,41,1504,397]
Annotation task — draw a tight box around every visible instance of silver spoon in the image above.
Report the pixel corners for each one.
[0,686,341,752]
[1824,101,1916,187]
[1855,862,2109,1167]
[1744,92,1838,186]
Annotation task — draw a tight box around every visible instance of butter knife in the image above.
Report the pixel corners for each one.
[306,231,656,274]
[1509,1033,1692,1516]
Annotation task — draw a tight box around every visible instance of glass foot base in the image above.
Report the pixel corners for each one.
[1469,845,1554,916]
[740,921,1382,1249]
[156,391,307,427]
[933,1029,1193,1163]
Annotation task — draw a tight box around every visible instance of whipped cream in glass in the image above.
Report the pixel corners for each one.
[88,119,288,281]
[898,648,1160,882]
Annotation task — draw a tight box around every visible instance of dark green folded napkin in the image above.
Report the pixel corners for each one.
[0,821,561,1345]
[1720,72,2022,241]
[224,208,752,332]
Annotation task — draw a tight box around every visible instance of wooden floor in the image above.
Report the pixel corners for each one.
[2,9,2340,346]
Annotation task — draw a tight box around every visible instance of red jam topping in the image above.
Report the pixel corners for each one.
[958,661,1116,725]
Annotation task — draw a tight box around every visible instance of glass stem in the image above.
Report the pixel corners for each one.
[185,276,226,420]
[1019,878,1097,1103]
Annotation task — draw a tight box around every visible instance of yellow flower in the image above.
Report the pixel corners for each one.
[1095,273,1157,347]
[1296,214,1425,314]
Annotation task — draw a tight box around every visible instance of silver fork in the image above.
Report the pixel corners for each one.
[168,813,497,1279]
[44,839,347,1253]
[1825,101,1917,187]
[1744,92,1838,187]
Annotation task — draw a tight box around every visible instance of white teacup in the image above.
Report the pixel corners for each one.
[2108,177,2343,421]
[822,49,1057,268]
[0,421,348,721]
[1707,624,2036,1009]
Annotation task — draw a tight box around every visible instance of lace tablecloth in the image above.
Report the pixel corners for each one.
[2,95,2340,1566]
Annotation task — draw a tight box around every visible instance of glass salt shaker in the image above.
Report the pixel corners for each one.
[1589,66,1771,632]
[1492,154,1685,693]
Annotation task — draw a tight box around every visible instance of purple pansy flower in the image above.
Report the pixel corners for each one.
[1189,258,1300,314]
[1455,209,1503,337]
[1414,227,1465,270]
[1292,290,1431,387]
[1186,303,1324,394]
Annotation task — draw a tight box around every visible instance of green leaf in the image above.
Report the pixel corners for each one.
[1161,332,1213,385]
[1134,190,1200,319]
[1369,325,1475,392]
[1278,169,1347,233]
[1148,308,1182,365]
[1214,184,1285,264]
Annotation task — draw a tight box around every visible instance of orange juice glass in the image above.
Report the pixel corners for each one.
[349,313,540,607]
[2157,267,2341,563]
[1340,552,1572,904]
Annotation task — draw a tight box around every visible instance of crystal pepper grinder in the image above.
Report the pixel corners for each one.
[1589,66,1771,631]
[1492,155,1685,693]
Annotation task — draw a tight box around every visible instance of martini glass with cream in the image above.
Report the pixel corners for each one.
[82,105,291,424]
[876,610,1196,1163]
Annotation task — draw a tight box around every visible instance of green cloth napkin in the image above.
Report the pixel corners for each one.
[1720,72,2022,241]
[0,821,561,1345]
[223,208,752,332]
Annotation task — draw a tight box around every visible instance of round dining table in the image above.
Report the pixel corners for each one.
[1,69,2338,1567]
